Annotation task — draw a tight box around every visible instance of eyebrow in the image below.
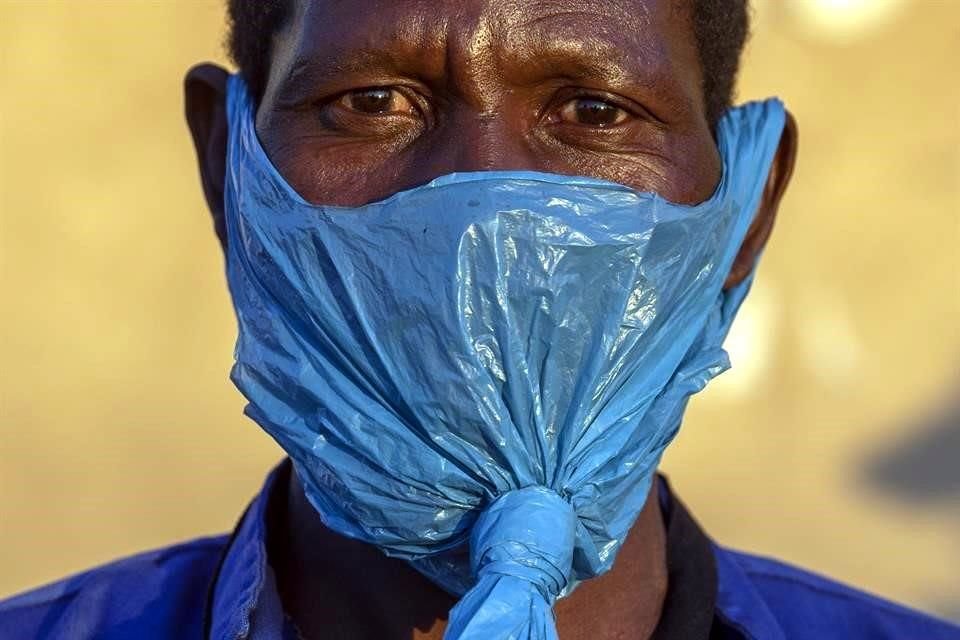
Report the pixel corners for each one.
[273,48,420,107]
[508,35,691,114]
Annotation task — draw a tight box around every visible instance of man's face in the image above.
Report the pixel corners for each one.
[255,0,721,208]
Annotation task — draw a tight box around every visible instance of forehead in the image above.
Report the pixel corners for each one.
[285,0,690,38]
[270,0,702,111]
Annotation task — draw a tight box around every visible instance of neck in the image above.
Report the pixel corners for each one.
[270,471,667,640]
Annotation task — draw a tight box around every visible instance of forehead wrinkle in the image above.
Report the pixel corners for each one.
[510,0,652,31]
[499,0,653,52]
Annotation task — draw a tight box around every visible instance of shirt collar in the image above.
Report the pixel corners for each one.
[205,461,783,640]
[650,477,718,639]
[206,461,288,640]
[655,478,785,640]
[713,544,787,640]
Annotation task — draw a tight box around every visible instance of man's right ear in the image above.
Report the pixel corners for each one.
[185,63,231,252]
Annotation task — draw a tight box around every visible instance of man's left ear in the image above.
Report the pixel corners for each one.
[184,63,231,254]
[724,110,799,289]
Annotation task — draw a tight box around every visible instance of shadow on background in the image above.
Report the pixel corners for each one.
[864,379,960,504]
[861,375,960,620]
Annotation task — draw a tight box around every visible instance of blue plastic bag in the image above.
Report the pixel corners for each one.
[223,74,785,638]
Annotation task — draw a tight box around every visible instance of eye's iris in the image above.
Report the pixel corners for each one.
[567,98,627,127]
[347,88,394,113]
[345,88,415,114]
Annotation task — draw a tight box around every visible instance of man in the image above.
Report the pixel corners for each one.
[1,1,957,639]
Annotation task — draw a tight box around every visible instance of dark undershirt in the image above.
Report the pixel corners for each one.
[264,462,720,639]
[650,476,719,639]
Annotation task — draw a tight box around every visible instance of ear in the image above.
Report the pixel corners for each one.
[185,63,231,253]
[724,110,799,289]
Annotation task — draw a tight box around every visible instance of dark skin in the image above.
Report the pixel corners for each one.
[185,1,798,637]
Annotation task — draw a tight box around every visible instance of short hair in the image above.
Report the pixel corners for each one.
[226,0,749,127]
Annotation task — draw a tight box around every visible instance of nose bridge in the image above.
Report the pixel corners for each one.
[404,104,538,186]
[450,110,533,172]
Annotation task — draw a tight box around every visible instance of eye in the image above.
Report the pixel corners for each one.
[558,97,630,127]
[337,87,417,115]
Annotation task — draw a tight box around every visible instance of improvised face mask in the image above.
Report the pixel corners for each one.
[223,74,785,639]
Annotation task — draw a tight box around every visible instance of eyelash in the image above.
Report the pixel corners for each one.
[329,87,426,117]
[546,90,638,126]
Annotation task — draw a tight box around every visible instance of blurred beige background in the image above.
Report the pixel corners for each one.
[1,0,958,621]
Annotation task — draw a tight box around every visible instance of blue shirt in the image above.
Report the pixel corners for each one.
[2,462,957,640]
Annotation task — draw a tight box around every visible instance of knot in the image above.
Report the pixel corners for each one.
[469,486,576,601]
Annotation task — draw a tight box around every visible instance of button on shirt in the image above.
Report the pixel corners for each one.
[1,461,958,640]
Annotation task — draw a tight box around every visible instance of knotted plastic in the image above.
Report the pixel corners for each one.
[445,487,576,639]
